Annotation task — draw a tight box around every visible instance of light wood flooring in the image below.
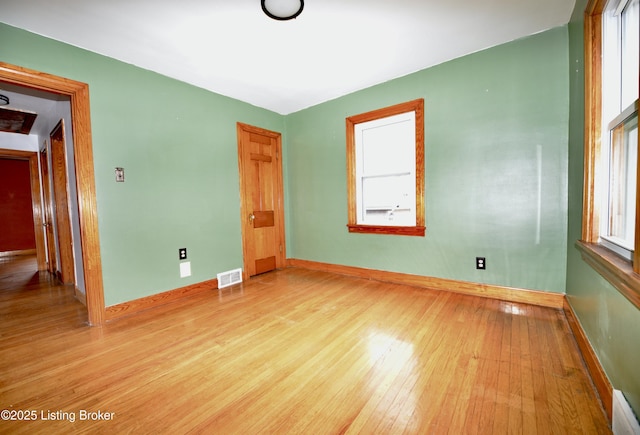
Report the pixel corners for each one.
[0,255,610,434]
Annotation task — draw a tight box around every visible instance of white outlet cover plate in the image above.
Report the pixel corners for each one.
[180,261,191,278]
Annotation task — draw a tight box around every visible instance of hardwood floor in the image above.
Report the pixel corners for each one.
[0,256,610,434]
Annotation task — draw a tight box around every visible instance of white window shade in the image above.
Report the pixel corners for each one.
[355,112,416,226]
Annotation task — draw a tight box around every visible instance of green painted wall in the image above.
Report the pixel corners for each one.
[285,27,570,293]
[2,7,638,420]
[565,11,640,416]
[0,23,284,306]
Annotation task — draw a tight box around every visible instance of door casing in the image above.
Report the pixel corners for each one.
[0,61,105,326]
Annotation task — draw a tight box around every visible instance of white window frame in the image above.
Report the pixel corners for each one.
[355,111,417,227]
[598,0,639,260]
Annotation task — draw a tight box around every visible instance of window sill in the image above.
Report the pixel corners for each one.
[576,240,640,309]
[347,224,425,237]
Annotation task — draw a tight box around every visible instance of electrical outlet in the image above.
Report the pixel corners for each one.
[179,248,187,260]
[476,257,486,270]
[115,167,125,182]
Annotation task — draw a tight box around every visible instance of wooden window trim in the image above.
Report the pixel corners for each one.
[346,99,425,236]
[576,241,640,308]
[580,0,640,309]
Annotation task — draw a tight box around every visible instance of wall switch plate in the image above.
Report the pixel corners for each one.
[115,167,125,182]
[179,248,187,260]
[476,257,486,270]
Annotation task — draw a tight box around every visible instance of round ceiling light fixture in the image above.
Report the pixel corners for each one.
[261,0,304,21]
[0,94,9,106]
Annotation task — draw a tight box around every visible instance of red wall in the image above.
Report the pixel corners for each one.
[0,158,36,252]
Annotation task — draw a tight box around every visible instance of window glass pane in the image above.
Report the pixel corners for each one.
[362,174,415,226]
[607,113,638,249]
[621,0,639,109]
[360,113,415,176]
[601,6,621,121]
[600,0,639,256]
[355,111,416,226]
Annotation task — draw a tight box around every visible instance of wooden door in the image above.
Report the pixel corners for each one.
[237,123,286,278]
[50,120,75,285]
[39,147,57,275]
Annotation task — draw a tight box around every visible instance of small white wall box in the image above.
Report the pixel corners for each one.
[179,261,191,278]
[217,268,242,289]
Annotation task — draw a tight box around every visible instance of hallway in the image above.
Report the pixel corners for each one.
[0,255,87,329]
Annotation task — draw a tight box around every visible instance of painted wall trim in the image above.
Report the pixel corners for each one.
[287,258,565,309]
[563,298,613,421]
[105,279,218,321]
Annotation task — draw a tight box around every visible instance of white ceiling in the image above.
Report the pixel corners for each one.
[0,0,576,115]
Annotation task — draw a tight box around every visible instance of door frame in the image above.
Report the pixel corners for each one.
[38,146,57,274]
[0,150,46,270]
[49,119,75,285]
[236,122,286,279]
[0,61,105,326]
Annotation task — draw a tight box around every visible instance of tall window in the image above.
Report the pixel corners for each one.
[346,99,425,236]
[580,0,640,308]
[600,0,639,259]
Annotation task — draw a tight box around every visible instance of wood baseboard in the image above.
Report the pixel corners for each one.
[563,298,613,421]
[0,249,36,258]
[287,258,565,309]
[105,279,218,321]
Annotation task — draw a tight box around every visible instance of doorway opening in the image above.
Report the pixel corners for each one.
[0,61,105,325]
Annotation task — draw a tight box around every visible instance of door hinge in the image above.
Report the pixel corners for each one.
[279,244,283,253]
